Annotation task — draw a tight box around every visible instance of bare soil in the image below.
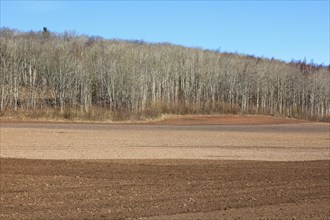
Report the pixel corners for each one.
[150,114,310,125]
[0,116,328,161]
[1,158,329,219]
[0,115,329,219]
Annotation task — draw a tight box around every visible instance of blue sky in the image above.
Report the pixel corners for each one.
[1,0,329,65]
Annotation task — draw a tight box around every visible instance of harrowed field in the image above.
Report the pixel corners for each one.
[0,115,329,219]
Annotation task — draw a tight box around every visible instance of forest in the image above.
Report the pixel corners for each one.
[0,28,329,121]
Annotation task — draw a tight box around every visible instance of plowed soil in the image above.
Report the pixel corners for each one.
[150,114,310,125]
[1,159,329,219]
[0,115,329,219]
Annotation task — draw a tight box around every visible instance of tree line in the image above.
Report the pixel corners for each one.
[1,28,329,121]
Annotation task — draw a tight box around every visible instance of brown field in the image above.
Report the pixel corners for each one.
[0,115,329,219]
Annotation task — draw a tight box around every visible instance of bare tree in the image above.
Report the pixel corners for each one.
[0,28,329,121]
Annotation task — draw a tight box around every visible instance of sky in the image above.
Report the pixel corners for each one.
[1,0,329,65]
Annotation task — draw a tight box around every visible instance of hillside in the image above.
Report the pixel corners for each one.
[0,28,329,121]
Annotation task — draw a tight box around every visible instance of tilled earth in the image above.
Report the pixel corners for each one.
[0,116,329,219]
[1,158,329,219]
[1,119,329,161]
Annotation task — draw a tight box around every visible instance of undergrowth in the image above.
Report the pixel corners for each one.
[0,106,329,123]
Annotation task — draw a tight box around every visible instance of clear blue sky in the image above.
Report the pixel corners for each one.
[1,0,329,65]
